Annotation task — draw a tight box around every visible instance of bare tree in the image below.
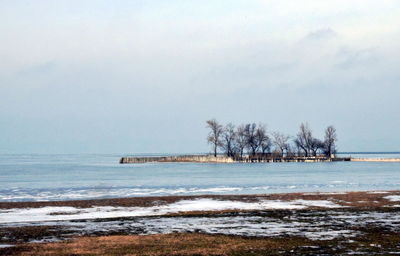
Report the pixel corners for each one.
[205,120,339,160]
[260,136,272,154]
[293,141,303,156]
[294,123,313,157]
[309,138,324,156]
[235,124,248,158]
[286,143,296,157]
[272,132,290,157]
[206,119,224,157]
[324,125,338,158]
[255,124,271,154]
[221,123,236,157]
[244,123,259,155]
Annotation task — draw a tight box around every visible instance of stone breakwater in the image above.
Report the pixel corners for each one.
[120,155,235,164]
[351,158,400,162]
[119,155,351,164]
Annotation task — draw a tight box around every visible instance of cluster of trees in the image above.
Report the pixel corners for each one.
[206,119,338,158]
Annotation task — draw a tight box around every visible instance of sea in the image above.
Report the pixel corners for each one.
[0,153,400,202]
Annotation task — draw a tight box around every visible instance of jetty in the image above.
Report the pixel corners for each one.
[120,155,235,164]
[351,158,400,162]
[120,155,351,164]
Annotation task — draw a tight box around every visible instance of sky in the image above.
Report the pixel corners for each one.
[0,0,399,154]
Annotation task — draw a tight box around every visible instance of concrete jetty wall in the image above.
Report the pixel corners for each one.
[351,158,400,162]
[120,155,235,164]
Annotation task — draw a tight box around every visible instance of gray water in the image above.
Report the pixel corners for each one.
[0,153,399,202]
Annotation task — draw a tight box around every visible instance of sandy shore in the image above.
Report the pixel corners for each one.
[1,191,400,255]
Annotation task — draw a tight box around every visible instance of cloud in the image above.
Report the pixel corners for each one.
[17,61,57,76]
[335,47,378,69]
[1,1,400,152]
[305,28,337,40]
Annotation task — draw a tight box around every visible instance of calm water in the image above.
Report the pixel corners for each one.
[0,153,400,202]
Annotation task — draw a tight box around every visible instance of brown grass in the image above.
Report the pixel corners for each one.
[1,190,399,210]
[4,233,311,256]
[5,231,400,256]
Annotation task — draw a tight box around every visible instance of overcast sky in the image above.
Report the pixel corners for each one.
[0,0,399,154]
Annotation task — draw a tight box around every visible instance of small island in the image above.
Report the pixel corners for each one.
[121,120,347,163]
[121,120,400,164]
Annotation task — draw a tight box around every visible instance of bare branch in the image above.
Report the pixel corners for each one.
[272,132,290,157]
[221,123,236,157]
[206,119,224,157]
[324,125,338,158]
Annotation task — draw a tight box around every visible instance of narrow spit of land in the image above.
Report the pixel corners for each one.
[119,155,352,163]
[120,155,400,163]
[2,191,400,255]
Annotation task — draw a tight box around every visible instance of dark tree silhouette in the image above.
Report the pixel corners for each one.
[235,124,248,158]
[324,125,338,158]
[309,138,324,156]
[206,119,224,157]
[294,123,313,157]
[255,124,270,154]
[221,123,236,157]
[205,119,339,159]
[244,123,259,155]
[272,132,290,157]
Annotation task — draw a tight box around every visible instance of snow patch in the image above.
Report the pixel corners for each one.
[302,192,347,195]
[384,195,400,202]
[0,244,15,248]
[0,199,342,224]
[292,200,341,208]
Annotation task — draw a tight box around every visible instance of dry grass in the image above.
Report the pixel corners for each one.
[4,233,311,256]
[3,191,400,255]
[4,231,400,256]
[1,190,400,210]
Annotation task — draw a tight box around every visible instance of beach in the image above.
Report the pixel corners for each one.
[1,190,400,255]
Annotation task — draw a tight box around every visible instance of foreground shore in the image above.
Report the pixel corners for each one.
[2,191,400,255]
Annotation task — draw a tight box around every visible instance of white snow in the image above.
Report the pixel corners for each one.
[0,187,244,201]
[302,192,347,195]
[2,207,399,243]
[0,244,15,248]
[292,199,341,208]
[0,198,342,224]
[384,195,400,201]
[318,192,347,195]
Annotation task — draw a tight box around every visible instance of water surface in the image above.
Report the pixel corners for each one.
[1,153,399,202]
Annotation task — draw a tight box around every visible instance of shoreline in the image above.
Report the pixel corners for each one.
[2,190,400,255]
[1,190,400,209]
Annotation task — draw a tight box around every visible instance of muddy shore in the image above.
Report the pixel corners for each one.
[1,190,399,209]
[1,191,400,255]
